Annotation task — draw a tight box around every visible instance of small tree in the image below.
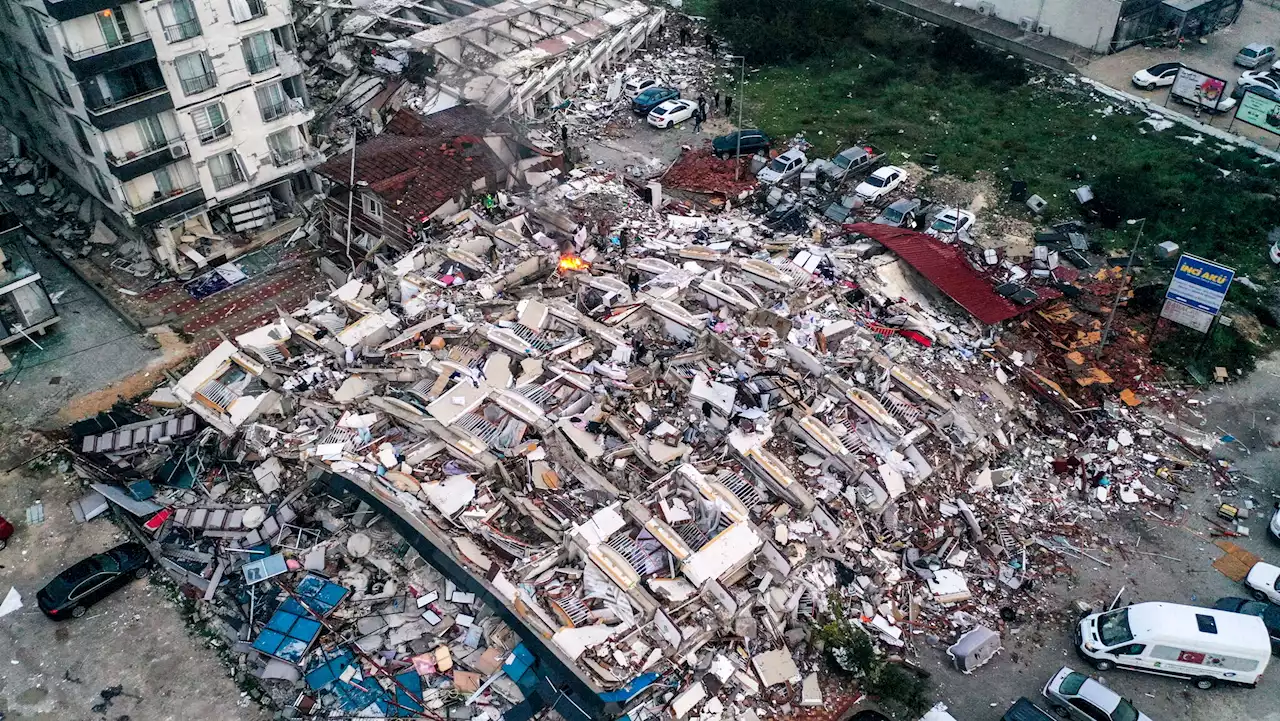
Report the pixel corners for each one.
[817,602,933,718]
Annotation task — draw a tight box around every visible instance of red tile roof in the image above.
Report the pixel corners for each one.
[848,222,1031,325]
[315,105,506,223]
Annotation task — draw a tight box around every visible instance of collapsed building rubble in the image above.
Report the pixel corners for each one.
[65,145,1230,721]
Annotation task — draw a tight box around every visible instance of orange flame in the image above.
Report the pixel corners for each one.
[558,254,590,273]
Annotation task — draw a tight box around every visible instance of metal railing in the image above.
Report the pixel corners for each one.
[162,19,201,43]
[211,170,245,190]
[244,49,277,74]
[179,72,216,95]
[64,32,150,60]
[125,182,201,212]
[197,121,231,144]
[106,136,170,165]
[259,100,288,122]
[270,147,304,166]
[85,86,168,115]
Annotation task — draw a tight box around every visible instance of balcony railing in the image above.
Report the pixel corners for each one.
[126,182,202,213]
[64,32,149,61]
[106,139,183,182]
[107,136,170,164]
[211,170,245,191]
[244,50,277,75]
[259,101,287,122]
[271,147,303,166]
[84,86,173,131]
[179,72,216,95]
[162,18,201,43]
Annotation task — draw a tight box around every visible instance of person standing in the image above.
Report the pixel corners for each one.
[713,90,721,113]
[724,95,733,117]
[697,93,707,116]
[706,33,718,55]
[693,107,705,133]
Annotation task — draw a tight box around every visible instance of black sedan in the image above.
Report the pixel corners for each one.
[1213,597,1280,650]
[36,542,153,620]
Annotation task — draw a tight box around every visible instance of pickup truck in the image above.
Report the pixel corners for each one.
[813,144,884,186]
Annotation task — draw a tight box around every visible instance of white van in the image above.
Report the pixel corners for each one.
[1076,602,1270,689]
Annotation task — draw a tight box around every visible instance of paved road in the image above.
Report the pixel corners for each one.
[1084,0,1280,152]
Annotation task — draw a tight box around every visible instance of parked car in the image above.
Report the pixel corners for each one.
[757,149,808,184]
[1246,561,1280,604]
[1131,62,1182,91]
[1173,90,1237,114]
[873,198,924,228]
[711,129,770,158]
[623,77,657,98]
[647,99,697,128]
[1234,81,1280,102]
[631,87,679,115]
[1002,697,1056,721]
[0,512,12,550]
[1270,504,1280,540]
[1042,667,1153,721]
[927,208,975,238]
[854,165,907,203]
[36,542,153,620]
[1212,597,1280,650]
[1236,43,1277,68]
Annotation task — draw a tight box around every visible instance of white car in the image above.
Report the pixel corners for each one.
[623,77,657,98]
[1132,62,1181,91]
[1042,667,1154,721]
[1246,561,1280,604]
[854,165,907,203]
[926,208,975,239]
[757,149,808,185]
[647,99,697,129]
[1270,504,1280,539]
[1238,70,1280,93]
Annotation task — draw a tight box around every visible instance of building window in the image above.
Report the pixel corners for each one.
[0,1,15,25]
[175,51,216,95]
[154,166,176,194]
[137,115,168,151]
[191,102,230,144]
[241,31,277,75]
[229,0,267,23]
[47,64,72,106]
[89,166,112,201]
[96,7,133,49]
[362,194,382,219]
[71,120,93,155]
[267,128,301,165]
[208,151,244,190]
[159,0,201,42]
[12,41,34,72]
[23,8,52,54]
[255,82,288,122]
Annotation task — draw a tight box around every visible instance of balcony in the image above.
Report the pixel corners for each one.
[179,72,217,96]
[43,0,122,22]
[270,147,304,167]
[85,87,174,131]
[127,184,205,226]
[64,35,156,80]
[106,141,185,182]
[211,169,246,191]
[162,18,201,43]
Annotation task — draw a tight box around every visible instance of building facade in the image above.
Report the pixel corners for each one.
[0,0,315,272]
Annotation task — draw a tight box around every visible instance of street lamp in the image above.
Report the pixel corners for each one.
[729,54,745,181]
[1097,218,1146,357]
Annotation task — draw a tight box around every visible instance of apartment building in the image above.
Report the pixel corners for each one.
[0,0,315,272]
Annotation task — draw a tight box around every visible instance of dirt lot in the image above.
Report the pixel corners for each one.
[0,450,267,721]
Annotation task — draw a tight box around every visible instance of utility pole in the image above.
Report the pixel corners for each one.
[731,54,745,181]
[1097,218,1145,358]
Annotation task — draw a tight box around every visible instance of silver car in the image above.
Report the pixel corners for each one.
[1236,43,1276,69]
[1043,667,1154,721]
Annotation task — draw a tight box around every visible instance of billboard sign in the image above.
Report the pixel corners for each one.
[1166,253,1234,314]
[1171,68,1230,110]
[1236,90,1280,134]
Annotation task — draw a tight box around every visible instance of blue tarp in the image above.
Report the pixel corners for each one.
[391,669,424,717]
[304,649,389,713]
[251,606,323,663]
[599,673,661,704]
[283,574,349,616]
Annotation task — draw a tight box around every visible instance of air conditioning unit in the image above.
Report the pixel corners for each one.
[976,2,995,15]
[169,143,189,159]
[1018,16,1035,31]
[1035,24,1051,35]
